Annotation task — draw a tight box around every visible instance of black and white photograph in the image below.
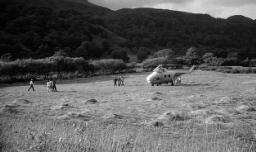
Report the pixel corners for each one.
[0,0,256,151]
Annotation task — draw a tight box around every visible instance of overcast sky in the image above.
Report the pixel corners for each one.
[89,0,256,19]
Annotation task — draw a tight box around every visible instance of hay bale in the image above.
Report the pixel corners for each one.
[13,99,31,104]
[86,99,98,104]
[148,120,164,127]
[157,110,190,121]
[147,110,190,127]
[1,104,20,114]
[58,112,90,121]
[220,97,231,103]
[205,114,232,124]
[153,92,163,96]
[236,105,256,113]
[216,96,232,104]
[188,94,205,99]
[213,108,229,115]
[189,103,208,110]
[51,103,71,110]
[103,113,123,119]
[190,109,208,117]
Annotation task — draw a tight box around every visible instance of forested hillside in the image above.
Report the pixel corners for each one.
[104,8,256,58]
[1,0,256,61]
[0,0,126,60]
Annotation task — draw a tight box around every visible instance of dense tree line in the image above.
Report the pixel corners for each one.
[0,56,127,82]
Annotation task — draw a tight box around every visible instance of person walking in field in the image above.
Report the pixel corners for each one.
[117,75,124,86]
[52,80,57,92]
[28,79,35,91]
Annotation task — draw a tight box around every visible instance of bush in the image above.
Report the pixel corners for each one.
[152,49,175,59]
[126,62,136,69]
[142,57,168,69]
[184,47,202,65]
[222,57,240,66]
[110,48,129,62]
[204,57,224,66]
[137,47,151,62]
[91,59,126,74]
[0,57,94,81]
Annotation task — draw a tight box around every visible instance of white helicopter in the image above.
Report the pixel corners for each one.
[146,65,196,86]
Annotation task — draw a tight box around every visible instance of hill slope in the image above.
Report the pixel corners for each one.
[0,0,256,60]
[104,8,256,56]
[0,0,126,59]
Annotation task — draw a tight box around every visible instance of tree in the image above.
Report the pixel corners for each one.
[53,49,68,57]
[185,47,201,65]
[202,52,225,66]
[202,52,214,63]
[75,41,90,59]
[88,40,104,58]
[110,47,129,62]
[0,53,12,62]
[153,49,175,59]
[137,47,151,62]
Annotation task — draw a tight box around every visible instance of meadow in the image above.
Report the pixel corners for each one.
[0,70,256,152]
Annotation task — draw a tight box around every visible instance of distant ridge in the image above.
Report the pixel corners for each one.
[227,15,254,23]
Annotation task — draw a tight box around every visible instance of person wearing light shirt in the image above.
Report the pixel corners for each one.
[28,79,35,91]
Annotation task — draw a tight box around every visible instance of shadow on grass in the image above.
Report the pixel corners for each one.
[57,91,78,93]
[154,83,210,87]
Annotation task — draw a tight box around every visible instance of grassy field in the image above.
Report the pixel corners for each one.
[0,70,256,151]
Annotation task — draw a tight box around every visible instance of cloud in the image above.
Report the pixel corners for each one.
[89,0,191,10]
[210,0,256,7]
[89,0,256,19]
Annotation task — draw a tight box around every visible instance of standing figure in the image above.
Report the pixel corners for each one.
[47,80,51,92]
[113,76,118,86]
[176,77,181,85]
[118,76,121,86]
[52,80,57,92]
[49,80,53,92]
[28,79,35,91]
[120,76,125,86]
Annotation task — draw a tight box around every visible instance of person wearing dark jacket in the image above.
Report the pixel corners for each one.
[52,80,57,92]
